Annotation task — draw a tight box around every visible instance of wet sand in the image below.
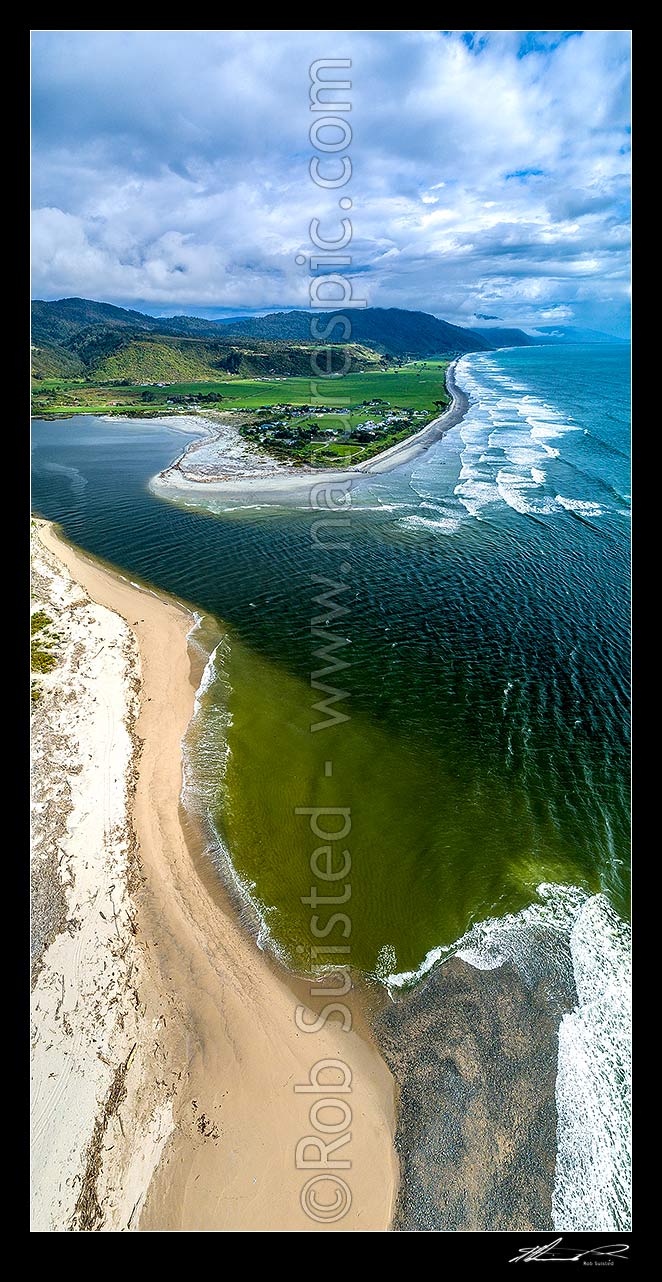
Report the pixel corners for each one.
[34,520,398,1232]
[32,515,576,1235]
[375,932,576,1232]
[151,360,470,506]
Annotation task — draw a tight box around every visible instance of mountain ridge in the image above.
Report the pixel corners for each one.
[32,297,542,382]
[212,306,542,356]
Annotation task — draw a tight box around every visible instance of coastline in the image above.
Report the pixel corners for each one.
[376,934,576,1231]
[150,358,470,505]
[356,358,469,475]
[31,339,632,1234]
[32,519,397,1232]
[31,522,169,1231]
[31,515,566,1235]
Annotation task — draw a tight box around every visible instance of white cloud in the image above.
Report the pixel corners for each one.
[31,29,631,333]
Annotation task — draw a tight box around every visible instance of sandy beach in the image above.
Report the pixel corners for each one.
[151,359,470,507]
[31,523,170,1232]
[31,519,397,1232]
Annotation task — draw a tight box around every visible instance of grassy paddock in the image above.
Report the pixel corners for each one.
[32,360,450,419]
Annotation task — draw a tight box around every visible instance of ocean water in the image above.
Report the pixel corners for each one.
[31,342,631,1227]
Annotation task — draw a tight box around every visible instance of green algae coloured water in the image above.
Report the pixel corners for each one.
[31,343,630,979]
[197,633,604,975]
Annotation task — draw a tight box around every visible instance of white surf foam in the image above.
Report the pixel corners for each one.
[381,882,631,1232]
[530,430,561,459]
[451,356,612,521]
[382,882,586,988]
[177,635,295,967]
[553,896,631,1231]
[496,469,559,517]
[399,512,463,534]
[555,495,605,518]
[192,637,225,715]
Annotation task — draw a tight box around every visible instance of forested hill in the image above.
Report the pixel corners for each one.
[214,307,535,356]
[32,298,538,381]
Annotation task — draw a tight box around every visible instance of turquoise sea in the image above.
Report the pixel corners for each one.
[32,341,631,1229]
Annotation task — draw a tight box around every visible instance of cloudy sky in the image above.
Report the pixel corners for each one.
[31,29,631,335]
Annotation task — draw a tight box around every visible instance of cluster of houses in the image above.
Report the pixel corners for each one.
[249,401,431,453]
[251,403,428,437]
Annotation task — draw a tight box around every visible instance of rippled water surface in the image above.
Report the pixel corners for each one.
[32,343,630,975]
[32,342,631,1229]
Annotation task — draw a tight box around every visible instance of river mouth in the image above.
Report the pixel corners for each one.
[31,341,631,1229]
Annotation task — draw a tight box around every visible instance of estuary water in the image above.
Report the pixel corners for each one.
[32,341,631,1228]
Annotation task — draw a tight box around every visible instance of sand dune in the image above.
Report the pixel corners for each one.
[32,520,397,1232]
